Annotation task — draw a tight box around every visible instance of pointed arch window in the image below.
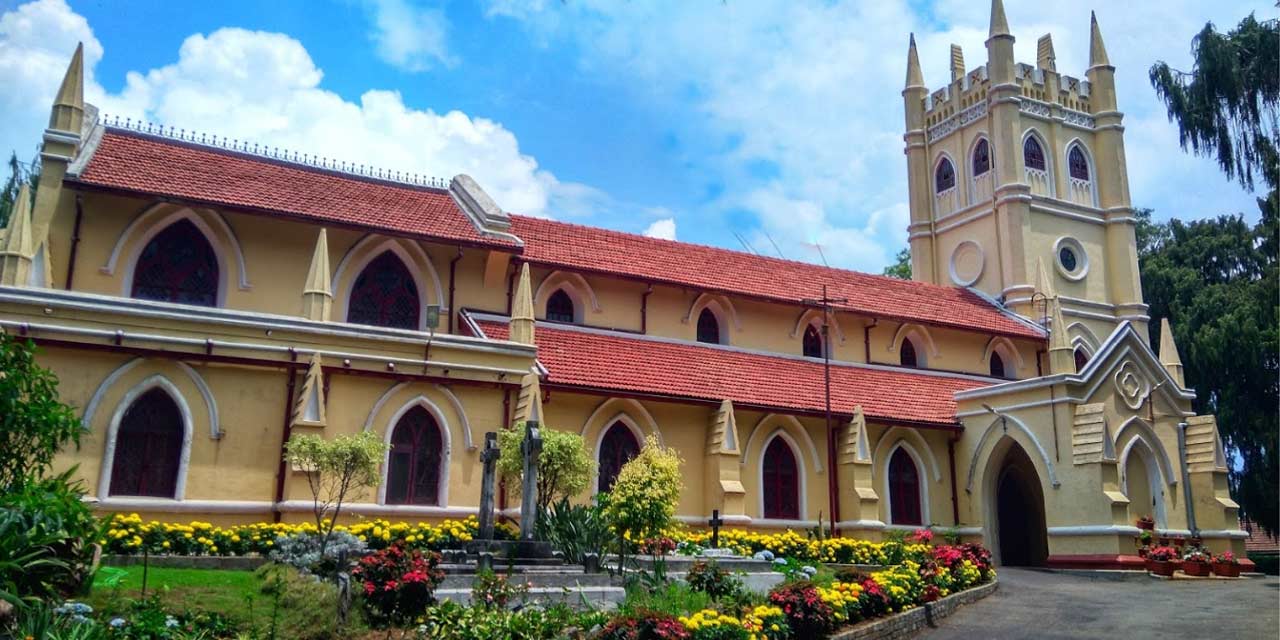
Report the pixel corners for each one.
[1023,136,1046,171]
[900,338,919,368]
[762,436,800,520]
[989,352,1006,378]
[598,422,640,493]
[935,158,956,193]
[1074,348,1089,373]
[802,324,824,358]
[696,308,722,345]
[1068,146,1090,181]
[888,447,923,525]
[385,406,443,505]
[131,219,220,307]
[347,251,420,330]
[973,139,991,176]
[546,289,575,323]
[109,388,183,498]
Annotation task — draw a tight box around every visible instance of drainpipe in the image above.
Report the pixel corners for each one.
[498,388,511,521]
[64,194,85,290]
[447,248,462,333]
[863,318,878,363]
[640,284,653,334]
[1177,421,1198,537]
[1034,349,1044,378]
[948,432,961,525]
[272,349,300,523]
[505,261,518,316]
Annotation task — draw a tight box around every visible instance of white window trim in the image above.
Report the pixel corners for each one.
[377,395,452,507]
[120,210,232,307]
[591,414,646,496]
[97,374,194,501]
[333,237,441,331]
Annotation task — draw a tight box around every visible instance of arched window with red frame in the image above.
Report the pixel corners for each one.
[347,251,420,330]
[597,421,640,493]
[109,388,184,498]
[385,406,443,505]
[888,447,923,525]
[762,436,800,520]
[131,219,220,307]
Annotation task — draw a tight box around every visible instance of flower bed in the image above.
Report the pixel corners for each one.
[100,513,515,556]
[676,528,930,565]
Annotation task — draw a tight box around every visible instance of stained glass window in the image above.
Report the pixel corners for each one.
[1068,146,1090,180]
[888,448,922,525]
[598,422,640,493]
[131,219,220,307]
[109,388,183,498]
[762,437,800,520]
[1059,246,1079,273]
[347,251,420,330]
[1023,136,1046,171]
[385,406,443,505]
[990,352,1006,378]
[803,324,823,358]
[697,308,721,344]
[900,339,919,368]
[935,158,956,193]
[973,139,991,175]
[546,289,575,323]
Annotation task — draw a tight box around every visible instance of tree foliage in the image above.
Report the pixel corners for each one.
[883,248,912,280]
[1136,201,1278,535]
[284,431,388,557]
[0,333,83,491]
[1149,15,1279,191]
[0,152,39,230]
[497,424,594,510]
[602,435,684,542]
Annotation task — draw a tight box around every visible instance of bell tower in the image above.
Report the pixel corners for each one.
[901,2,1147,351]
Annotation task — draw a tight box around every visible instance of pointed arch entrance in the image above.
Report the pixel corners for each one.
[987,438,1048,566]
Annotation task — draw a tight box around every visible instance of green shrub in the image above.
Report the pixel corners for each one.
[498,424,594,510]
[0,335,83,491]
[621,582,710,618]
[602,436,684,544]
[253,564,361,640]
[0,470,101,604]
[535,496,612,565]
[684,561,742,601]
[416,601,603,640]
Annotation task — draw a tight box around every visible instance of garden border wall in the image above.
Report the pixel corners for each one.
[830,580,999,640]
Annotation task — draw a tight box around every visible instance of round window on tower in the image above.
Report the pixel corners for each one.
[1053,237,1089,281]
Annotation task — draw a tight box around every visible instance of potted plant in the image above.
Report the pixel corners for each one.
[1181,547,1212,577]
[1137,545,1150,558]
[1212,551,1242,578]
[1135,515,1155,531]
[1145,546,1179,577]
[1137,530,1154,548]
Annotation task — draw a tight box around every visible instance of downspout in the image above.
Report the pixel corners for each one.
[1035,349,1045,377]
[863,318,878,363]
[1177,421,1198,537]
[272,349,300,523]
[499,388,512,520]
[64,194,85,290]
[640,284,654,334]
[447,248,462,334]
[505,261,518,316]
[948,432,961,526]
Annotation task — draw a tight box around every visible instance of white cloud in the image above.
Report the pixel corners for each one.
[642,217,677,240]
[0,0,576,218]
[485,0,1263,270]
[362,0,456,72]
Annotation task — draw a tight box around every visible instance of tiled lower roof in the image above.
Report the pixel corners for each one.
[472,316,991,427]
[70,128,519,250]
[509,215,1045,340]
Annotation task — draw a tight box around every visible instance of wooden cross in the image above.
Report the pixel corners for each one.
[709,509,724,549]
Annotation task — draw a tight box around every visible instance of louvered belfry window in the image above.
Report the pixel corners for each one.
[131,220,219,307]
[110,388,183,498]
[347,251,420,330]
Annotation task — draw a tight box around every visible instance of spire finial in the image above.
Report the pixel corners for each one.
[510,262,535,345]
[301,228,332,321]
[950,44,966,82]
[989,0,1011,39]
[1047,295,1075,374]
[1035,258,1056,300]
[1036,34,1056,71]
[49,42,85,132]
[0,184,35,286]
[1159,317,1185,387]
[905,33,925,89]
[1089,11,1111,67]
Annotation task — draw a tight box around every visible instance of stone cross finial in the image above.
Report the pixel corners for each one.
[478,431,500,541]
[518,402,543,541]
[708,509,724,549]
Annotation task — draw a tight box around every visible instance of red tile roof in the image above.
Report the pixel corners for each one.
[509,216,1043,340]
[474,318,991,427]
[71,129,518,249]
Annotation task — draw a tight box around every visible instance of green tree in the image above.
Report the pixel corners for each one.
[601,435,683,543]
[497,424,594,510]
[283,431,388,557]
[1136,203,1278,535]
[1149,14,1279,191]
[0,152,39,230]
[0,333,83,491]
[883,247,912,279]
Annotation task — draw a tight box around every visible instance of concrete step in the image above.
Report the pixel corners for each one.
[435,585,625,609]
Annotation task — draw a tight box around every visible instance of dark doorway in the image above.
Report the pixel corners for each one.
[994,442,1048,566]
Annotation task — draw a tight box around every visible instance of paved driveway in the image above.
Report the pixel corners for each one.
[919,568,1279,639]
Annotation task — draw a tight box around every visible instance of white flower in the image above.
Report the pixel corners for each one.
[109,618,127,628]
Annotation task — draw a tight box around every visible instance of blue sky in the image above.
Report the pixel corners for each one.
[0,0,1267,272]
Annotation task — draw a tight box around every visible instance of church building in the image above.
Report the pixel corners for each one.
[0,0,1248,569]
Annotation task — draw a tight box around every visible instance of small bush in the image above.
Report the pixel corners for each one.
[470,569,529,610]
[254,564,361,640]
[594,609,690,640]
[766,582,835,639]
[684,561,742,601]
[536,496,612,565]
[352,545,444,628]
[420,601,605,640]
[621,582,710,619]
[677,609,748,640]
[268,530,367,577]
[0,470,101,603]
[603,436,684,544]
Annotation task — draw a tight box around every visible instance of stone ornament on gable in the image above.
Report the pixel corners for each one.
[1113,360,1149,410]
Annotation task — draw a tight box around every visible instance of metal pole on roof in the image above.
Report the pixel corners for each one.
[804,284,847,538]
